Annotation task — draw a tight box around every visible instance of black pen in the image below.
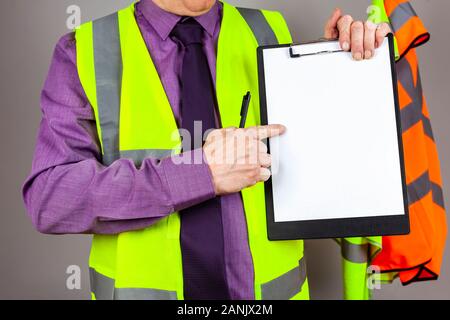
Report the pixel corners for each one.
[239,91,251,128]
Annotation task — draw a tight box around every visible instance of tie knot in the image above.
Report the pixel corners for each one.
[171,18,204,47]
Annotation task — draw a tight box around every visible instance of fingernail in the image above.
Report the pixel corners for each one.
[365,50,372,59]
[342,42,350,51]
[354,52,362,61]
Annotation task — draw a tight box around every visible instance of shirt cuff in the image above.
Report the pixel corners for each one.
[160,149,216,212]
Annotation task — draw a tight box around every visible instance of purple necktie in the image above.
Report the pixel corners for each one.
[171,18,230,300]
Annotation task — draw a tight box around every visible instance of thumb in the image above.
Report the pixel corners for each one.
[324,8,342,39]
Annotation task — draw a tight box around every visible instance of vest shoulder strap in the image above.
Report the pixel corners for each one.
[236,7,292,46]
[75,11,122,165]
[236,7,278,46]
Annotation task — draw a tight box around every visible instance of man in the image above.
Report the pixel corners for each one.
[23,0,391,300]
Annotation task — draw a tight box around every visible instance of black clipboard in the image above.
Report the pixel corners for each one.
[257,34,410,240]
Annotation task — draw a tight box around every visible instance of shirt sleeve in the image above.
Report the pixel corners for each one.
[22,33,216,235]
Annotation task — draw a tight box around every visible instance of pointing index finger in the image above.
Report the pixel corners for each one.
[255,124,286,140]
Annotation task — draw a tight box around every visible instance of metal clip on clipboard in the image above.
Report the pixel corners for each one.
[288,39,344,58]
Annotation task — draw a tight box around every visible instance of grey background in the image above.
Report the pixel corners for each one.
[0,0,448,300]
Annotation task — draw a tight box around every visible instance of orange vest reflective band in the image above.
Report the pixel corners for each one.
[385,0,429,59]
[371,0,447,284]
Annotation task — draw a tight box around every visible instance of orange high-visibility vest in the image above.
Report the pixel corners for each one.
[371,0,447,285]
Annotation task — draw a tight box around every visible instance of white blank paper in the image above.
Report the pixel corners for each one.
[263,39,406,222]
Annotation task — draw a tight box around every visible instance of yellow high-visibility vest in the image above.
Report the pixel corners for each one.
[75,1,309,300]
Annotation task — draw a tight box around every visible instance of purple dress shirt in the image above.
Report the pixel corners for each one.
[22,0,254,299]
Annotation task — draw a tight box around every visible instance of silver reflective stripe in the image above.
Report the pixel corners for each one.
[114,288,177,300]
[408,171,431,204]
[90,268,115,300]
[407,171,445,208]
[396,47,435,140]
[397,57,423,134]
[120,149,174,166]
[236,7,278,46]
[389,1,417,32]
[341,239,369,264]
[89,268,178,300]
[261,258,307,300]
[93,13,122,166]
[421,115,435,141]
[431,182,445,209]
